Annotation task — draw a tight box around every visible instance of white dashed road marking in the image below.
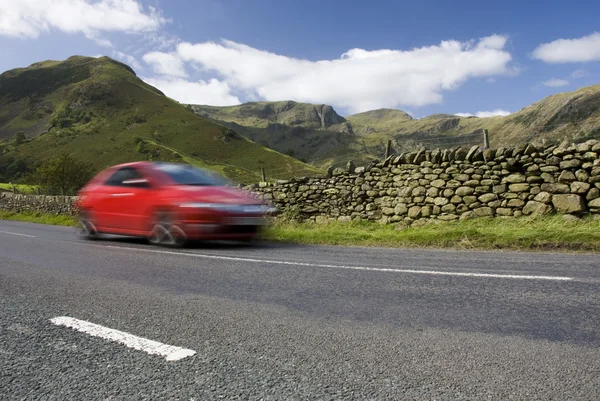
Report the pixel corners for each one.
[104,245,574,281]
[0,231,36,238]
[50,316,196,361]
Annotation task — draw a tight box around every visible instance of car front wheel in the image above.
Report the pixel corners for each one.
[78,209,99,240]
[147,210,187,248]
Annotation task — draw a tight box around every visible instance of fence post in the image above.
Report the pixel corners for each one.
[384,139,392,159]
[483,129,490,149]
[260,167,266,182]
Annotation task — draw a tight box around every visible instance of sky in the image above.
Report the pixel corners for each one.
[0,0,599,118]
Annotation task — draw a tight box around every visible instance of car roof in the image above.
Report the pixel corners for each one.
[108,161,197,171]
[108,161,152,169]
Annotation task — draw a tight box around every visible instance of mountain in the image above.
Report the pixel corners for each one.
[190,101,361,167]
[192,101,353,132]
[190,84,600,167]
[346,85,600,145]
[0,56,321,184]
[347,109,413,135]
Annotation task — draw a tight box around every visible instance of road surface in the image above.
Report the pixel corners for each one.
[1,220,599,400]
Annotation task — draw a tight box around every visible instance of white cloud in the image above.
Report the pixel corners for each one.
[143,35,513,113]
[112,51,142,71]
[0,0,166,39]
[455,109,511,118]
[542,78,569,87]
[570,68,590,79]
[87,32,113,48]
[476,34,508,50]
[143,32,180,51]
[532,32,600,63]
[142,77,240,106]
[143,51,186,77]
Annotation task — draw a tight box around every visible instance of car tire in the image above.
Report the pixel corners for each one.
[78,209,99,240]
[147,210,187,248]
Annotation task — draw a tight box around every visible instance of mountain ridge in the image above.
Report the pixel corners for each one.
[188,84,600,167]
[0,56,321,184]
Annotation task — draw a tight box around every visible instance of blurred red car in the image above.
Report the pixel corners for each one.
[75,161,273,246]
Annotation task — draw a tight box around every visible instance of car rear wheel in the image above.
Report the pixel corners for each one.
[78,209,98,240]
[147,210,187,248]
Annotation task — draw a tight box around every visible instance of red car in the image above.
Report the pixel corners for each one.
[75,161,273,246]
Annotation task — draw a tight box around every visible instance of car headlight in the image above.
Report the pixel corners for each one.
[179,202,233,211]
[179,203,274,213]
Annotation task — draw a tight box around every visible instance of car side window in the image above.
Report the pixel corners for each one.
[104,167,144,187]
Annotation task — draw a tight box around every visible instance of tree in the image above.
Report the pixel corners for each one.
[35,154,95,195]
[0,157,31,181]
[13,132,26,145]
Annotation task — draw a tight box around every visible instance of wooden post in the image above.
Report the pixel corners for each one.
[483,129,490,149]
[384,139,392,159]
[260,167,266,182]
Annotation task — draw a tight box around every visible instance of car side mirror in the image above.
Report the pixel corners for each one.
[122,178,151,188]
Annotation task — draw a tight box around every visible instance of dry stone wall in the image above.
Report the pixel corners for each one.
[246,141,600,225]
[2,141,600,226]
[0,192,77,215]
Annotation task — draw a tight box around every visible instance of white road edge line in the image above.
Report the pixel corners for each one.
[0,230,36,238]
[104,245,574,281]
[49,316,196,361]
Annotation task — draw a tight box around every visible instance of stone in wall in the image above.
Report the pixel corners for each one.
[244,138,600,226]
[0,192,77,216]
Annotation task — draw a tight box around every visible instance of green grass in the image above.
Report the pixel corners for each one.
[3,209,600,252]
[264,216,600,252]
[0,183,38,194]
[0,210,76,226]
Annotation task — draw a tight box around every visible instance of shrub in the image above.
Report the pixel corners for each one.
[35,154,95,195]
[13,132,26,145]
[136,141,148,154]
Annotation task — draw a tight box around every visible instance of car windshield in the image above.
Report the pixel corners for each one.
[155,163,229,186]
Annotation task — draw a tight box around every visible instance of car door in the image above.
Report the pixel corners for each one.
[102,167,152,231]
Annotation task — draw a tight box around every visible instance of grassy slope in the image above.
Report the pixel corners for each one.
[192,101,348,130]
[191,102,378,168]
[191,85,600,167]
[0,183,37,193]
[2,210,600,251]
[0,56,321,184]
[346,85,600,148]
[347,109,414,135]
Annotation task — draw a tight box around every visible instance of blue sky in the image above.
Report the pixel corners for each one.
[1,0,599,117]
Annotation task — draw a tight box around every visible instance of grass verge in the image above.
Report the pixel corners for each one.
[0,210,77,226]
[265,216,600,252]
[2,211,600,251]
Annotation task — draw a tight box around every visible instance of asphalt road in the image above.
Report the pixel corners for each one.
[1,220,599,400]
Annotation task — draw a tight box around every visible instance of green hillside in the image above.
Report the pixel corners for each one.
[190,101,371,168]
[0,56,321,184]
[347,109,414,135]
[346,85,600,146]
[190,85,600,167]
